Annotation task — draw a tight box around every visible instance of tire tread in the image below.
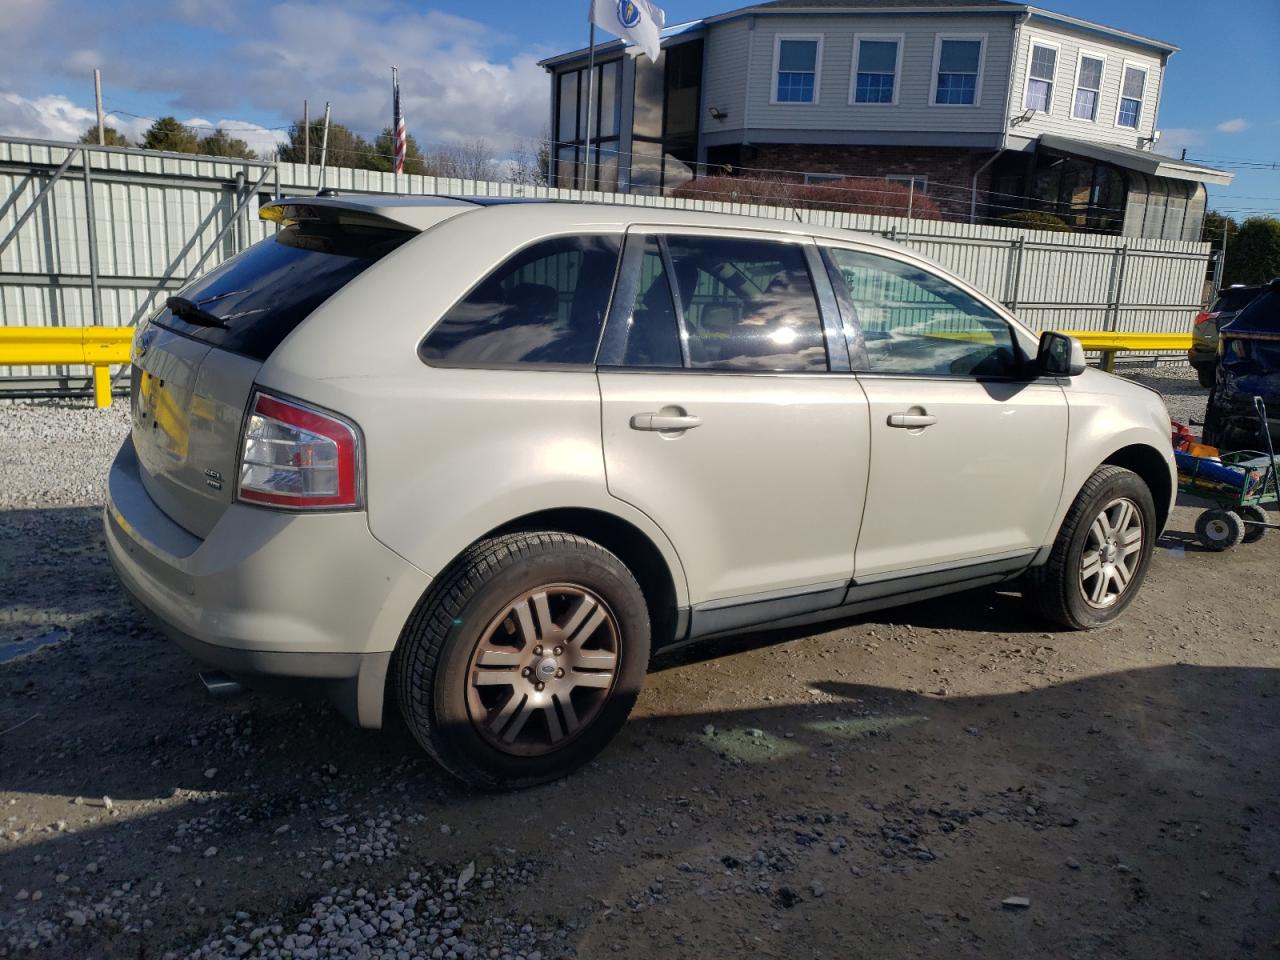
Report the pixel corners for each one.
[394,531,641,789]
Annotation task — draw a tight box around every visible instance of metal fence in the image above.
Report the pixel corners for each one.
[0,135,1216,395]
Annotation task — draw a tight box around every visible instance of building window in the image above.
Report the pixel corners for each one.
[1072,53,1105,121]
[886,175,928,194]
[773,36,822,104]
[630,40,704,196]
[553,59,623,191]
[933,36,984,106]
[1023,41,1058,113]
[1117,63,1147,128]
[852,35,901,105]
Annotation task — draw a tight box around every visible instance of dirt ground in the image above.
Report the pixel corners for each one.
[2,389,1279,959]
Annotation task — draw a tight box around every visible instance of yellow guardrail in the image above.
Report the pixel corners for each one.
[1062,331,1193,372]
[0,327,134,408]
[0,325,1197,410]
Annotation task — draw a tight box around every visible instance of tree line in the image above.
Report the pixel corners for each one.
[79,116,548,184]
[1203,211,1280,287]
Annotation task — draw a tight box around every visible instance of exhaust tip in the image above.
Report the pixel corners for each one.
[199,671,243,699]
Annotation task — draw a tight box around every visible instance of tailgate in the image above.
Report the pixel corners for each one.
[131,321,260,538]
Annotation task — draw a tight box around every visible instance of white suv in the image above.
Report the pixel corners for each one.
[105,196,1176,788]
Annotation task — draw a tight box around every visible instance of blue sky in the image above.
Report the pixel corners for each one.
[1,0,1275,218]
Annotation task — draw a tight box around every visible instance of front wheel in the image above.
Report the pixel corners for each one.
[1024,466,1157,630]
[395,532,651,790]
[1196,509,1245,551]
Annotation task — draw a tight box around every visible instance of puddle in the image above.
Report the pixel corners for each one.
[1,626,70,664]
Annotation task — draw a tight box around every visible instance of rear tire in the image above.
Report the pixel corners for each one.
[1024,466,1157,630]
[395,532,650,790]
[1196,509,1245,551]
[1239,505,1269,544]
[1197,366,1216,389]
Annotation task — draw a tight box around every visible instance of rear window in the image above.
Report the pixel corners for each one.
[1214,287,1263,314]
[149,223,410,362]
[420,235,621,367]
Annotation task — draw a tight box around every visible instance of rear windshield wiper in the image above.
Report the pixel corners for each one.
[166,296,228,329]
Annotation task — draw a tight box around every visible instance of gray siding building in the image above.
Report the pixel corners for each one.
[539,0,1230,239]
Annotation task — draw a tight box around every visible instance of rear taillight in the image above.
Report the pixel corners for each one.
[1194,311,1219,326]
[236,392,361,510]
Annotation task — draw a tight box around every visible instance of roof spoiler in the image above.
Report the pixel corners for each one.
[259,195,481,233]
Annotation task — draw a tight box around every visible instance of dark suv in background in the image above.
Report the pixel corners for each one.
[1203,278,1280,449]
[1190,285,1266,388]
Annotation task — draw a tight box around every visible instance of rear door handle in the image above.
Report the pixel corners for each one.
[888,413,938,429]
[630,413,703,432]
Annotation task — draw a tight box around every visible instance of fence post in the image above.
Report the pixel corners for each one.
[1004,238,1025,312]
[234,170,248,254]
[81,146,102,328]
[1101,244,1130,371]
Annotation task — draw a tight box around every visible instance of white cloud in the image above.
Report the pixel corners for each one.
[0,91,286,157]
[0,92,103,143]
[1216,117,1250,134]
[0,1,551,155]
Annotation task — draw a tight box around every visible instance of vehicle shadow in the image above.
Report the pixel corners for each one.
[3,506,1276,958]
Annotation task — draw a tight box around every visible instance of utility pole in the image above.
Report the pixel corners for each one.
[303,99,310,184]
[93,69,105,146]
[318,102,331,193]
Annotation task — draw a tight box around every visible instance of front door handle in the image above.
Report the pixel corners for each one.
[630,412,703,432]
[888,413,938,429]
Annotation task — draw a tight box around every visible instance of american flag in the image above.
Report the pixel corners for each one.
[392,67,406,175]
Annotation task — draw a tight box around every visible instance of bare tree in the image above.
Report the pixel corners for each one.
[422,138,501,182]
[508,132,550,186]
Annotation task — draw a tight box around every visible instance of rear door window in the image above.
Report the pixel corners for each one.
[421,235,621,366]
[665,235,828,372]
[149,223,411,362]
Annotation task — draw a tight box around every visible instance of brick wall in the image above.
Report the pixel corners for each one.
[731,144,997,217]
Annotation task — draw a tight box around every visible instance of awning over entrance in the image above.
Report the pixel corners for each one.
[1038,134,1233,187]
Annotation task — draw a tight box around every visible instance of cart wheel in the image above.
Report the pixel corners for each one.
[1196,509,1246,551]
[1239,505,1269,544]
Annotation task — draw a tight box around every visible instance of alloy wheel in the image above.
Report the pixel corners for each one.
[1079,497,1145,609]
[465,584,620,757]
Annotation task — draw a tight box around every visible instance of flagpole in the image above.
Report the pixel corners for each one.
[584,2,597,194]
[392,66,400,195]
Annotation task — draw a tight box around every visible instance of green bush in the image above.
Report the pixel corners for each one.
[1001,211,1072,233]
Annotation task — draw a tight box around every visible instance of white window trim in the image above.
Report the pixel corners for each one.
[849,32,904,107]
[1021,37,1061,116]
[930,33,987,108]
[886,174,928,194]
[1115,60,1149,130]
[770,33,824,106]
[1069,49,1107,124]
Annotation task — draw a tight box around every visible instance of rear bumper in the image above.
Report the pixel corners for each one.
[103,436,432,727]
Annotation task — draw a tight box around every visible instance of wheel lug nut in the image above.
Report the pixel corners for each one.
[535,682,545,692]
[533,646,543,656]
[553,646,562,656]
[521,667,531,677]
[555,668,565,678]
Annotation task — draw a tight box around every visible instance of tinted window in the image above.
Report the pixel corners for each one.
[149,223,409,362]
[826,248,1015,377]
[421,235,620,366]
[1215,287,1263,314]
[609,237,683,368]
[666,236,828,372]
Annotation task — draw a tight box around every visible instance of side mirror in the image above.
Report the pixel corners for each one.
[1037,331,1087,377]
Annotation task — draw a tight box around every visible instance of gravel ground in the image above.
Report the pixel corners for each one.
[1,374,1278,960]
